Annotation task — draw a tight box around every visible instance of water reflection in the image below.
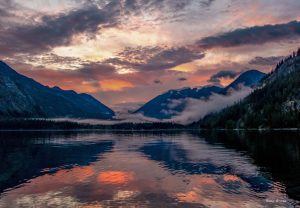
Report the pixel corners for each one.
[0,130,299,207]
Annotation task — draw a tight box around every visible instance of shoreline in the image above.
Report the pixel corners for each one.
[0,128,299,132]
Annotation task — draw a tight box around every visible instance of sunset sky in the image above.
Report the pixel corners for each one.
[1,0,300,109]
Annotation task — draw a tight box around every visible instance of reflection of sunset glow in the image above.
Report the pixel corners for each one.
[100,80,134,91]
[113,190,139,200]
[97,171,135,185]
[55,166,95,183]
[176,190,199,203]
[193,175,216,185]
[223,175,240,182]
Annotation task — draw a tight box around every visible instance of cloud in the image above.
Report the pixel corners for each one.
[106,46,205,72]
[200,0,215,7]
[177,77,187,82]
[154,79,163,84]
[249,56,285,66]
[11,60,118,93]
[196,21,300,49]
[208,70,239,84]
[100,79,135,91]
[170,86,252,125]
[0,3,120,56]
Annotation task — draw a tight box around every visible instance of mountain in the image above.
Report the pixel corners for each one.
[222,70,266,93]
[135,86,223,119]
[198,49,300,129]
[0,61,115,119]
[135,70,266,119]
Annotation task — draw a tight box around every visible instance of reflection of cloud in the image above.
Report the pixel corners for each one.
[223,175,241,182]
[13,166,95,195]
[113,190,139,200]
[97,171,135,185]
[176,190,200,203]
[15,192,82,208]
[174,174,261,207]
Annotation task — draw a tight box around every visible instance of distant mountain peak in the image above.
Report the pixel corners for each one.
[136,69,265,119]
[52,86,63,91]
[222,69,266,93]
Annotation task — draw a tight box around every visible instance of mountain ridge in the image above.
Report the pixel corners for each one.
[0,61,115,119]
[198,49,300,129]
[135,70,266,119]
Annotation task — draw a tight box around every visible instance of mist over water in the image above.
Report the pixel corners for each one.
[0,130,299,207]
[50,86,253,126]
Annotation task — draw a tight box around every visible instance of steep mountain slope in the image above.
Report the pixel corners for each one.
[136,70,266,119]
[222,70,266,93]
[0,61,115,119]
[198,49,300,129]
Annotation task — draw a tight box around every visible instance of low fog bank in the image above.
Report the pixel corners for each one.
[51,86,252,126]
[169,86,252,125]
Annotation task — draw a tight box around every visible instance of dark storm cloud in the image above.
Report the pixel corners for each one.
[249,56,285,66]
[208,70,239,84]
[106,46,205,71]
[197,21,300,49]
[0,3,120,56]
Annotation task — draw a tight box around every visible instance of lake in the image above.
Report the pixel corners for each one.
[0,130,299,207]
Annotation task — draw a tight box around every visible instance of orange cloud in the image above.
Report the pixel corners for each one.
[97,171,135,185]
[219,77,235,87]
[100,79,134,91]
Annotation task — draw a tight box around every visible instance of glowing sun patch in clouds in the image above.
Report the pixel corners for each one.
[171,62,198,72]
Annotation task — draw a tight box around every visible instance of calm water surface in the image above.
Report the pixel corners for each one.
[0,130,300,207]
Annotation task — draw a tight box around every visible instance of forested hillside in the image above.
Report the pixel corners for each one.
[198,49,300,129]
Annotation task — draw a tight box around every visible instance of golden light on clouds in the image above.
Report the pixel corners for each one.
[219,77,235,87]
[171,62,198,72]
[2,0,299,106]
[100,79,135,91]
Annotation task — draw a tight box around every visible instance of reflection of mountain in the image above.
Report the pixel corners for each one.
[199,130,300,200]
[0,132,114,192]
[139,140,271,192]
